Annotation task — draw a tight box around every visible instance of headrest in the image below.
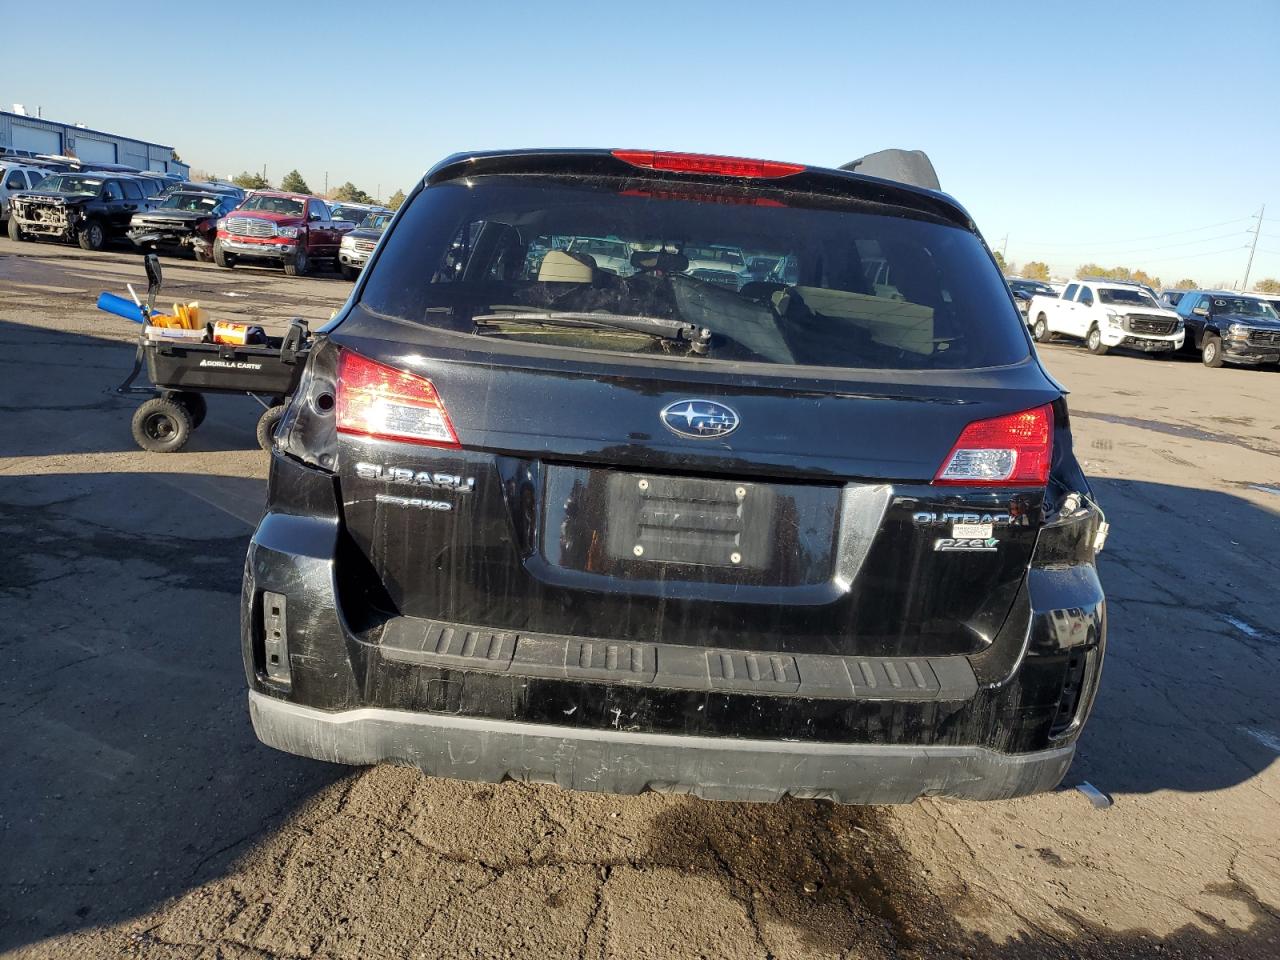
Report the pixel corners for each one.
[538,250,594,283]
[630,249,689,273]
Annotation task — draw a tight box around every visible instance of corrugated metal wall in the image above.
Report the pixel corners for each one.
[0,112,186,176]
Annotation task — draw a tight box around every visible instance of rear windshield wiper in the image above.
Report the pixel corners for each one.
[473,310,711,354]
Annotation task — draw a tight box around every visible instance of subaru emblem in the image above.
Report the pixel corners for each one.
[660,399,740,440]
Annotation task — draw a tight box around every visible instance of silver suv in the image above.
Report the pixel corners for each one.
[0,163,50,227]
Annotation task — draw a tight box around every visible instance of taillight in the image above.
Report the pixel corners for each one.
[934,404,1053,487]
[612,149,805,179]
[336,350,459,448]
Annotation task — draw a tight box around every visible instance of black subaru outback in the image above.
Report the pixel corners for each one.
[243,149,1107,803]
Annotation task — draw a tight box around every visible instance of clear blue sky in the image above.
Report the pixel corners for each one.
[4,0,1278,285]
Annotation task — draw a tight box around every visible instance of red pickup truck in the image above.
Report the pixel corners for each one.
[213,191,355,276]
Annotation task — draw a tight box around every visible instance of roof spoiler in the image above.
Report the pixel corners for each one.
[840,149,940,191]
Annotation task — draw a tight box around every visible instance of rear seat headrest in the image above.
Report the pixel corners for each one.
[538,250,594,283]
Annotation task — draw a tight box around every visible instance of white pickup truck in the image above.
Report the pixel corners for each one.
[1026,280,1184,356]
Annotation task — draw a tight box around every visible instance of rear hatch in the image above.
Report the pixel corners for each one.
[316,153,1058,661]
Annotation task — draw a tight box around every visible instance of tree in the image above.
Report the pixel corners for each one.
[280,169,311,194]
[1022,261,1051,281]
[993,250,1010,274]
[330,181,373,204]
[1130,269,1162,291]
[232,171,270,190]
[387,189,406,211]
[1074,263,1161,289]
[1255,277,1280,294]
[1172,278,1198,289]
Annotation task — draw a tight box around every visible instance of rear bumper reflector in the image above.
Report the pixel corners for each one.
[249,690,1074,804]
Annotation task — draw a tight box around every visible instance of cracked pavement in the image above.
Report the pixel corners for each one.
[0,238,1277,958]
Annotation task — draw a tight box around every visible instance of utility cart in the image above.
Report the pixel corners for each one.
[111,256,311,452]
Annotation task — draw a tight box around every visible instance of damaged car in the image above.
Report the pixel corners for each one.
[337,210,393,280]
[214,191,353,276]
[7,172,156,250]
[128,189,239,260]
[244,148,1108,804]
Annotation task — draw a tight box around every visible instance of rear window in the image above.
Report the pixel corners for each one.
[358,175,1030,372]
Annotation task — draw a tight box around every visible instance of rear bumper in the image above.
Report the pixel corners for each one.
[249,690,1075,803]
[242,453,1106,803]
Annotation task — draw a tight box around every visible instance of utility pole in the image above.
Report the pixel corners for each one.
[1243,205,1264,291]
[324,171,329,195]
[999,234,1009,257]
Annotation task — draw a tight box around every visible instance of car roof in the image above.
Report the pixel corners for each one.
[421,148,976,231]
[253,190,314,200]
[175,180,240,193]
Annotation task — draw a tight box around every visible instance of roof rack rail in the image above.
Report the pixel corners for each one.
[840,149,940,191]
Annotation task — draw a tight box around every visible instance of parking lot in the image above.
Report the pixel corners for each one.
[1,238,1277,959]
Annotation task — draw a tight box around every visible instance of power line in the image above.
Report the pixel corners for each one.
[1020,216,1251,249]
[1137,244,1247,264]
[1056,231,1249,256]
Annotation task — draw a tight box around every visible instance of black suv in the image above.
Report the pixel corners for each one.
[1175,290,1280,367]
[7,172,156,250]
[243,149,1107,804]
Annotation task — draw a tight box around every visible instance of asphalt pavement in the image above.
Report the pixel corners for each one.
[1,237,1277,959]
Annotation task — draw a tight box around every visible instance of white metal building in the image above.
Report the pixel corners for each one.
[0,109,189,177]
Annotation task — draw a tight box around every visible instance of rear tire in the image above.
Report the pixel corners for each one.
[131,398,193,453]
[1202,335,1224,368]
[170,391,207,428]
[1032,315,1051,342]
[284,246,309,277]
[1086,325,1108,355]
[256,404,287,451]
[193,248,212,263]
[7,216,23,242]
[77,219,106,251]
[213,240,235,268]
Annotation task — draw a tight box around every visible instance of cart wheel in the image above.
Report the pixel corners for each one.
[132,398,193,453]
[170,391,208,428]
[256,404,287,452]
